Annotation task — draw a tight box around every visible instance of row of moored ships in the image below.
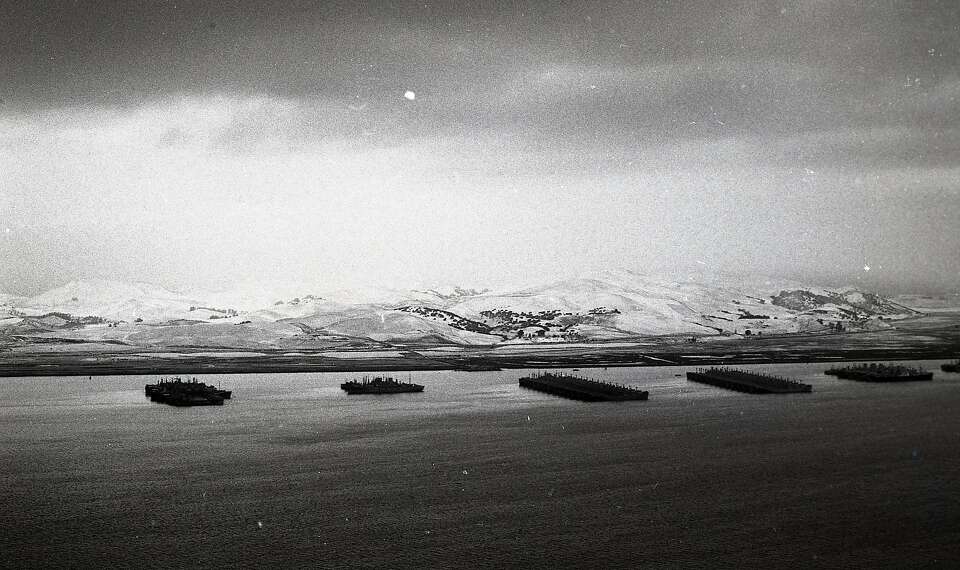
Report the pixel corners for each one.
[143,360,960,406]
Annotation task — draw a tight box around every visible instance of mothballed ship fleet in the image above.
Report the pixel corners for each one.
[141,357,958,406]
[825,363,933,382]
[519,371,649,401]
[686,368,812,394]
[145,377,232,406]
[340,375,424,395]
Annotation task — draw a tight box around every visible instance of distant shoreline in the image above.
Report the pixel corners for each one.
[3,311,958,377]
[1,345,957,378]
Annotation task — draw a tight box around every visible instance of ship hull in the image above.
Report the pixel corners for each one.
[686,371,811,394]
[826,368,933,382]
[340,377,424,395]
[342,385,424,395]
[144,377,231,406]
[518,373,648,401]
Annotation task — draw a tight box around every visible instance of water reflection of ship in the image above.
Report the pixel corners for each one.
[340,376,424,395]
[144,377,232,406]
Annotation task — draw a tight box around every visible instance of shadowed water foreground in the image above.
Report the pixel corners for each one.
[2,363,959,568]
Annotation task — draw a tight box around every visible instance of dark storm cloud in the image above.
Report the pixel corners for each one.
[3,1,957,160]
[4,1,957,105]
[5,0,958,169]
[10,2,954,148]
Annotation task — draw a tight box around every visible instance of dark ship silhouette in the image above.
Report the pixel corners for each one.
[941,360,959,373]
[518,371,649,401]
[824,363,933,382]
[144,377,232,406]
[340,376,424,395]
[687,368,812,394]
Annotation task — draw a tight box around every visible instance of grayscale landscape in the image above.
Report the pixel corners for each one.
[1,1,958,568]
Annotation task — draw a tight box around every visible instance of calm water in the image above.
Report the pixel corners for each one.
[3,362,960,568]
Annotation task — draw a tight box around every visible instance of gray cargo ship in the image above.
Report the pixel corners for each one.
[340,376,424,395]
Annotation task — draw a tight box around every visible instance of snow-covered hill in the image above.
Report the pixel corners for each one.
[0,271,920,348]
[17,279,204,323]
[443,269,914,340]
[302,309,502,345]
[0,291,21,306]
[0,293,20,327]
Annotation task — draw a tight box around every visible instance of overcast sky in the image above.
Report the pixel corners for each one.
[1,1,958,295]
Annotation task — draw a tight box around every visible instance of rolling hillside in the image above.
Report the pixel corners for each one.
[0,271,920,349]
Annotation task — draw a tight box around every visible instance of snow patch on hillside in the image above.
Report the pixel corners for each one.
[0,270,921,347]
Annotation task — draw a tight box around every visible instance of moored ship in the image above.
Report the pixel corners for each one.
[144,377,231,406]
[687,368,812,394]
[824,363,933,382]
[518,371,649,401]
[942,360,960,373]
[340,376,424,395]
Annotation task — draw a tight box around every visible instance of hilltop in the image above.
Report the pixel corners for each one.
[0,270,924,351]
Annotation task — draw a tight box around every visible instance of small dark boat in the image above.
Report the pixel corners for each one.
[941,361,959,373]
[341,376,424,395]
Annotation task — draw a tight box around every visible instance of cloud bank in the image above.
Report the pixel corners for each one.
[1,1,957,294]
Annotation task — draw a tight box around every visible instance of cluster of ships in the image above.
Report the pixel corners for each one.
[824,363,934,382]
[686,368,812,394]
[340,375,424,395]
[518,371,649,401]
[144,377,232,406]
[143,359,960,406]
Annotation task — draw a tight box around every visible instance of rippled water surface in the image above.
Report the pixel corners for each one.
[3,362,960,568]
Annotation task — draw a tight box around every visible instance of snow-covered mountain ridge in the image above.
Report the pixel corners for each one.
[0,271,921,348]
